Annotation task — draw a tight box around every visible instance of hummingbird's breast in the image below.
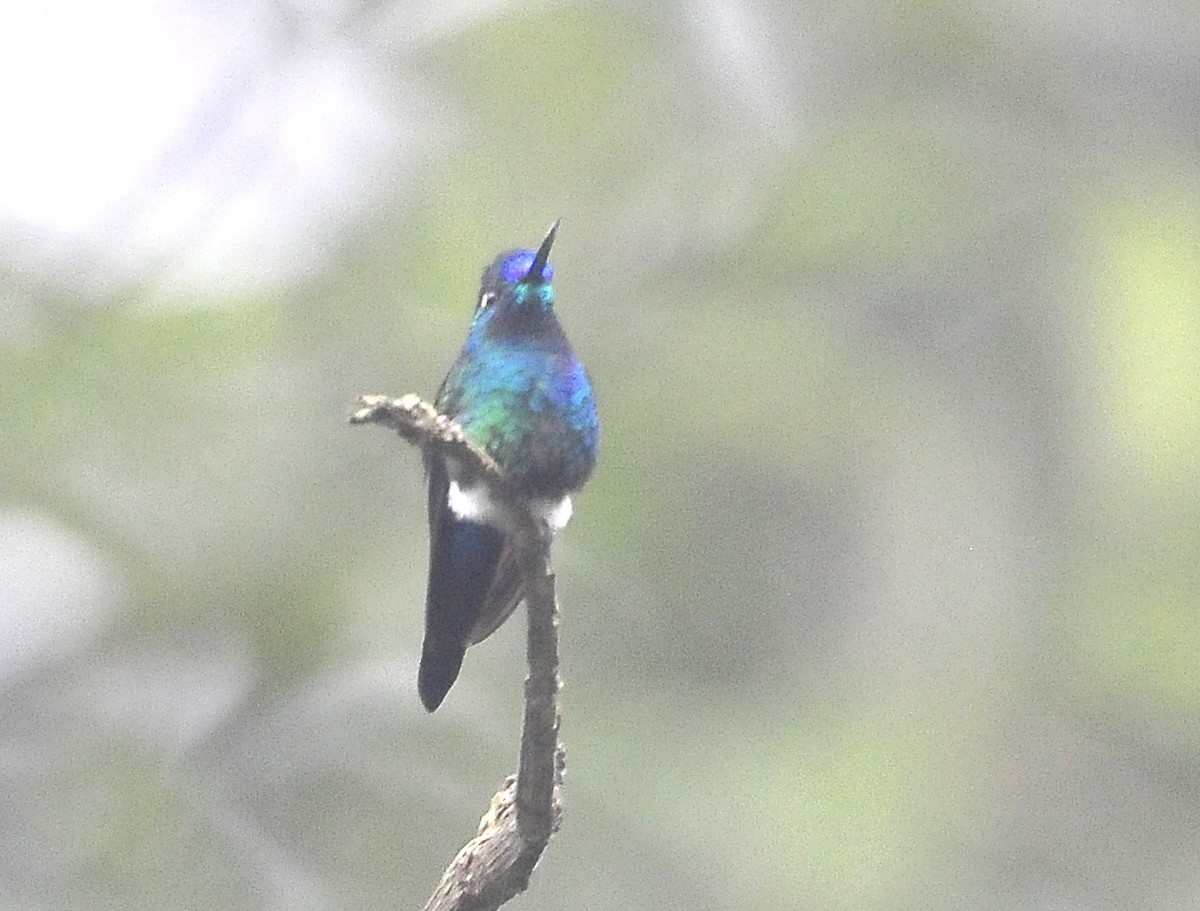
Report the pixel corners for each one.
[457,344,598,498]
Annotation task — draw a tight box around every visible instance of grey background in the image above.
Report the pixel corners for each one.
[2,1,1198,909]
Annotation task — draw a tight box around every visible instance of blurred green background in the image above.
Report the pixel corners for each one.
[2,1,1199,909]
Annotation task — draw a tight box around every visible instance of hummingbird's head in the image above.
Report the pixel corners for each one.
[477,220,560,316]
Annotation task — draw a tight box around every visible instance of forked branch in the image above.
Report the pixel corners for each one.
[350,394,564,911]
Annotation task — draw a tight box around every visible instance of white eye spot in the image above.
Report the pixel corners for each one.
[478,292,496,311]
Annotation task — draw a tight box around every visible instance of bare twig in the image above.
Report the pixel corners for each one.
[350,394,565,911]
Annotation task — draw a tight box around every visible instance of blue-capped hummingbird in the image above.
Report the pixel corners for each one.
[418,221,598,711]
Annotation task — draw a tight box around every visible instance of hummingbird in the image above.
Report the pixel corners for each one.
[418,221,599,711]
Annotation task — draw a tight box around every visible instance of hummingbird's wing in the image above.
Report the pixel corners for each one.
[467,541,524,645]
[418,455,508,711]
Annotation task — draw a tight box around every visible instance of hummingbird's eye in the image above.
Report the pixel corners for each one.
[478,292,496,311]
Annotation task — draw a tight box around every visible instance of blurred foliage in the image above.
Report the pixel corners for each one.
[1092,188,1200,486]
[2,1,1199,910]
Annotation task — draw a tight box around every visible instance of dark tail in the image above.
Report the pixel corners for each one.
[419,516,507,711]
[418,636,466,712]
